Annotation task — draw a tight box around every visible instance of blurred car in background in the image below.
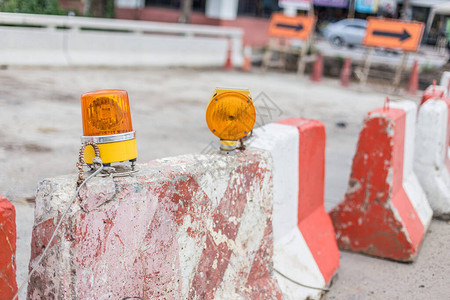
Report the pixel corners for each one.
[322,19,368,48]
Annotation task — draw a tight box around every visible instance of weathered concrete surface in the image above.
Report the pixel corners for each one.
[251,119,339,300]
[28,150,283,299]
[0,195,17,299]
[415,99,450,220]
[330,106,429,262]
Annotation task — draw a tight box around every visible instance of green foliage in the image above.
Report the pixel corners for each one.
[421,63,437,73]
[0,0,66,15]
[334,55,344,62]
[104,0,114,18]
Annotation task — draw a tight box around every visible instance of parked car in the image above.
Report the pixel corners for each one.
[322,19,368,48]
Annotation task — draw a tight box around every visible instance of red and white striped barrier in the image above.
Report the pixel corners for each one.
[29,151,283,299]
[0,195,17,299]
[415,99,450,220]
[251,118,339,299]
[330,101,432,261]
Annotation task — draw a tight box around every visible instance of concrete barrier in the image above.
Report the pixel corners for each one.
[251,118,339,300]
[0,12,243,67]
[0,195,17,299]
[440,71,450,95]
[330,101,432,261]
[28,150,283,298]
[415,99,450,220]
[421,84,446,105]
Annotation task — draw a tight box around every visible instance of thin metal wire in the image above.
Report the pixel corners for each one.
[12,153,103,300]
[273,268,330,292]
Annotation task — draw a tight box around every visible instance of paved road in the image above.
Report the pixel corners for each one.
[1,66,448,299]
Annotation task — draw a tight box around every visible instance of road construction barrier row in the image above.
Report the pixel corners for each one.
[0,12,243,67]
[3,95,450,298]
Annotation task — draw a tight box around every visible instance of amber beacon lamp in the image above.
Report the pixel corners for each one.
[80,89,137,165]
[206,88,256,153]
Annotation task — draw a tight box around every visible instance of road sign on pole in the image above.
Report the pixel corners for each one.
[268,13,316,40]
[363,17,425,52]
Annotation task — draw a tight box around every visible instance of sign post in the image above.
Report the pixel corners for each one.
[263,13,316,74]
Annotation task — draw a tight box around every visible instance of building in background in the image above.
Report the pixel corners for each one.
[54,0,450,47]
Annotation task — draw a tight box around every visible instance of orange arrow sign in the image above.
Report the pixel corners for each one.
[268,13,316,40]
[363,18,425,52]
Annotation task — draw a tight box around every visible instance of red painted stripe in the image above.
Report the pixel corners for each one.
[370,108,405,195]
[298,207,339,283]
[0,196,17,299]
[277,118,339,283]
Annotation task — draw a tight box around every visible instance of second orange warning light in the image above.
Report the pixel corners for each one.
[206,88,256,153]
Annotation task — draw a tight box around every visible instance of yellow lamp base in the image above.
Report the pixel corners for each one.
[83,138,137,164]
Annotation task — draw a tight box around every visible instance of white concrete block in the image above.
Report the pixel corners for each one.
[415,100,450,219]
[390,100,432,229]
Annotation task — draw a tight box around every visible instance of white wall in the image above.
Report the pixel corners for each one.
[115,0,145,9]
[205,0,239,20]
[0,13,243,67]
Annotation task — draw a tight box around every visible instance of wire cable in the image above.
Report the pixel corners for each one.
[12,165,104,300]
[274,268,330,292]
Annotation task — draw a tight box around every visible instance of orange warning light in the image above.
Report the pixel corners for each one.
[80,89,137,165]
[81,89,133,137]
[206,88,256,141]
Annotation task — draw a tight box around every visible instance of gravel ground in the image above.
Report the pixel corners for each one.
[1,66,448,299]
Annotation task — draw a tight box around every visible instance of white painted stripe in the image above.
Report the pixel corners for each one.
[251,123,325,299]
[251,123,300,244]
[390,101,432,229]
[177,216,204,299]
[273,228,325,300]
